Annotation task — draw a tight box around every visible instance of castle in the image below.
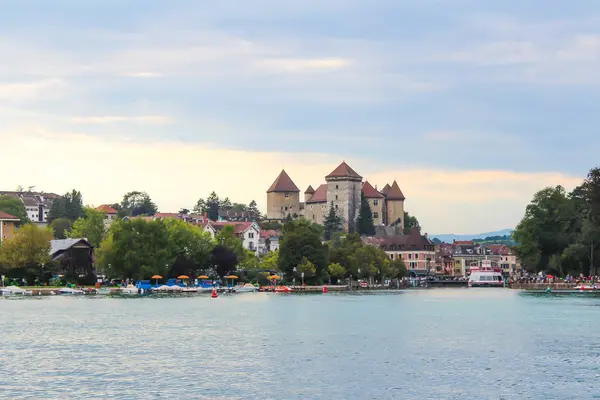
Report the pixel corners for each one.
[266,161,406,232]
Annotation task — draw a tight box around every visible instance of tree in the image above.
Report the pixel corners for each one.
[328,263,346,283]
[389,258,408,279]
[0,224,52,269]
[221,198,232,211]
[164,218,214,277]
[179,208,190,215]
[297,257,316,277]
[356,192,375,236]
[193,192,221,220]
[120,191,158,217]
[51,218,72,239]
[260,250,279,271]
[211,245,238,277]
[278,219,328,282]
[0,195,29,224]
[68,207,106,247]
[48,190,85,223]
[215,225,246,260]
[247,200,260,219]
[403,211,420,234]
[95,218,172,279]
[323,201,343,241]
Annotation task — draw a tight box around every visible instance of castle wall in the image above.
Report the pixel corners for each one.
[266,192,300,219]
[304,202,327,225]
[367,198,384,226]
[386,199,405,232]
[327,179,361,231]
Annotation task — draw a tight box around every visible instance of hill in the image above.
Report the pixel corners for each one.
[430,229,513,244]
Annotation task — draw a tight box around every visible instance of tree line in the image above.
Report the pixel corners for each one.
[514,167,600,276]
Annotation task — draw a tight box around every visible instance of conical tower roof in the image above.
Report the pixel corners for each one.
[325,161,362,180]
[267,170,300,193]
[381,183,391,196]
[386,180,405,200]
[304,185,315,194]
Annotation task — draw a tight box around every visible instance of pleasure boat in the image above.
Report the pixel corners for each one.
[274,285,294,293]
[58,287,85,295]
[233,283,259,293]
[468,260,504,288]
[120,284,141,294]
[574,283,599,291]
[1,286,33,296]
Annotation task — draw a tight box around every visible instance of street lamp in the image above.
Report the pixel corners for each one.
[357,268,361,289]
[293,267,297,288]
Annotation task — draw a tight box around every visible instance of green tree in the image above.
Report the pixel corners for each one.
[215,225,246,260]
[297,257,316,277]
[389,258,408,278]
[48,190,84,222]
[221,198,232,211]
[0,195,29,224]
[260,250,279,271]
[323,201,343,241]
[95,218,172,279]
[194,192,221,220]
[164,218,214,277]
[50,218,72,239]
[278,219,328,282]
[327,262,346,283]
[0,224,52,269]
[356,192,375,236]
[403,211,420,234]
[120,191,158,217]
[68,207,106,247]
[247,200,260,219]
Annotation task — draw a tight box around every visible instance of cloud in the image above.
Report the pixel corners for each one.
[128,72,163,78]
[0,130,583,234]
[256,58,352,73]
[0,79,65,101]
[69,116,173,125]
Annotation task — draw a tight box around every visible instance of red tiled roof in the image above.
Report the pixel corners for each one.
[380,184,391,196]
[453,240,474,246]
[267,170,300,193]
[208,221,255,234]
[96,204,118,214]
[304,185,315,194]
[325,161,362,180]
[306,184,328,203]
[361,181,384,199]
[260,229,281,238]
[385,181,405,200]
[0,211,19,220]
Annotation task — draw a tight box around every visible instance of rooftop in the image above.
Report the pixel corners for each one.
[267,170,300,193]
[306,184,328,203]
[0,211,19,221]
[325,161,362,180]
[385,181,405,201]
[361,181,384,199]
[96,204,119,214]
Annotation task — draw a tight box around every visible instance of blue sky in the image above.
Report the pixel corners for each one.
[1,0,598,233]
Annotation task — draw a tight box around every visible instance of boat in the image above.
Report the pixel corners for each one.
[120,284,140,294]
[233,283,259,293]
[468,260,504,288]
[574,284,599,291]
[274,285,294,293]
[58,287,85,295]
[1,286,33,295]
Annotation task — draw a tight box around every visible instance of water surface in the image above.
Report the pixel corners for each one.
[1,289,599,399]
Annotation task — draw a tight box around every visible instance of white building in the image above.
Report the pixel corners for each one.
[204,221,261,254]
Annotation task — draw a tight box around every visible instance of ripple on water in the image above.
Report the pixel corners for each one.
[0,290,599,399]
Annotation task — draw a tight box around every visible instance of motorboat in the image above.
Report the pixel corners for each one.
[574,284,599,291]
[468,260,504,288]
[1,286,33,295]
[58,287,85,295]
[274,286,293,293]
[120,284,140,294]
[233,283,259,293]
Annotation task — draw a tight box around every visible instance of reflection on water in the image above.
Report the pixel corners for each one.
[1,290,599,399]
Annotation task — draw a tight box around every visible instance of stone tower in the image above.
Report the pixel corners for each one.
[325,161,362,231]
[266,170,300,220]
[304,185,315,202]
[384,180,405,231]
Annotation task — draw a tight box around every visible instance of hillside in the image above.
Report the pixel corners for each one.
[430,229,513,244]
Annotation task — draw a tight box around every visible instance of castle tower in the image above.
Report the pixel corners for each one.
[266,170,300,220]
[384,180,405,231]
[304,185,315,202]
[325,161,362,231]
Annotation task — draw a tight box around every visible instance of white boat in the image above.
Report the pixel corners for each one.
[120,284,140,294]
[234,283,259,293]
[574,284,599,291]
[468,260,504,288]
[1,286,33,295]
[58,287,85,295]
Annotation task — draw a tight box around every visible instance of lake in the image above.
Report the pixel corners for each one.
[1,289,599,399]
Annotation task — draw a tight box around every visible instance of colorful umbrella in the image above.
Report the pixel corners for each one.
[177,275,190,279]
[151,275,163,285]
[197,275,209,279]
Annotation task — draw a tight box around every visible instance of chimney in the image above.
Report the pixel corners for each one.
[424,233,428,238]
[204,212,208,222]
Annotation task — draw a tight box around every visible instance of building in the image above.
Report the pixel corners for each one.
[49,238,94,277]
[0,191,60,226]
[364,229,436,275]
[152,212,206,224]
[258,229,281,255]
[451,243,500,276]
[0,211,19,244]
[267,161,407,232]
[488,244,521,276]
[96,205,119,228]
[203,221,261,253]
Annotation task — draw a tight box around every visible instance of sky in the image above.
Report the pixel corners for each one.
[1,0,597,234]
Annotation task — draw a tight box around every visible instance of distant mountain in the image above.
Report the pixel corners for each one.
[430,229,513,243]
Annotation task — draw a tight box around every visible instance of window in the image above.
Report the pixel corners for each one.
[373,212,379,219]
[335,205,338,209]
[336,185,339,189]
[285,206,288,211]
[373,200,378,206]
[335,195,338,200]
[249,232,254,238]
[285,193,289,198]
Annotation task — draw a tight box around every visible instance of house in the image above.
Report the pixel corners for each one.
[452,244,500,277]
[258,229,281,254]
[152,212,206,224]
[203,221,261,253]
[96,204,119,227]
[49,238,94,277]
[488,244,521,276]
[0,190,61,227]
[434,243,454,275]
[0,211,19,244]
[364,228,436,275]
